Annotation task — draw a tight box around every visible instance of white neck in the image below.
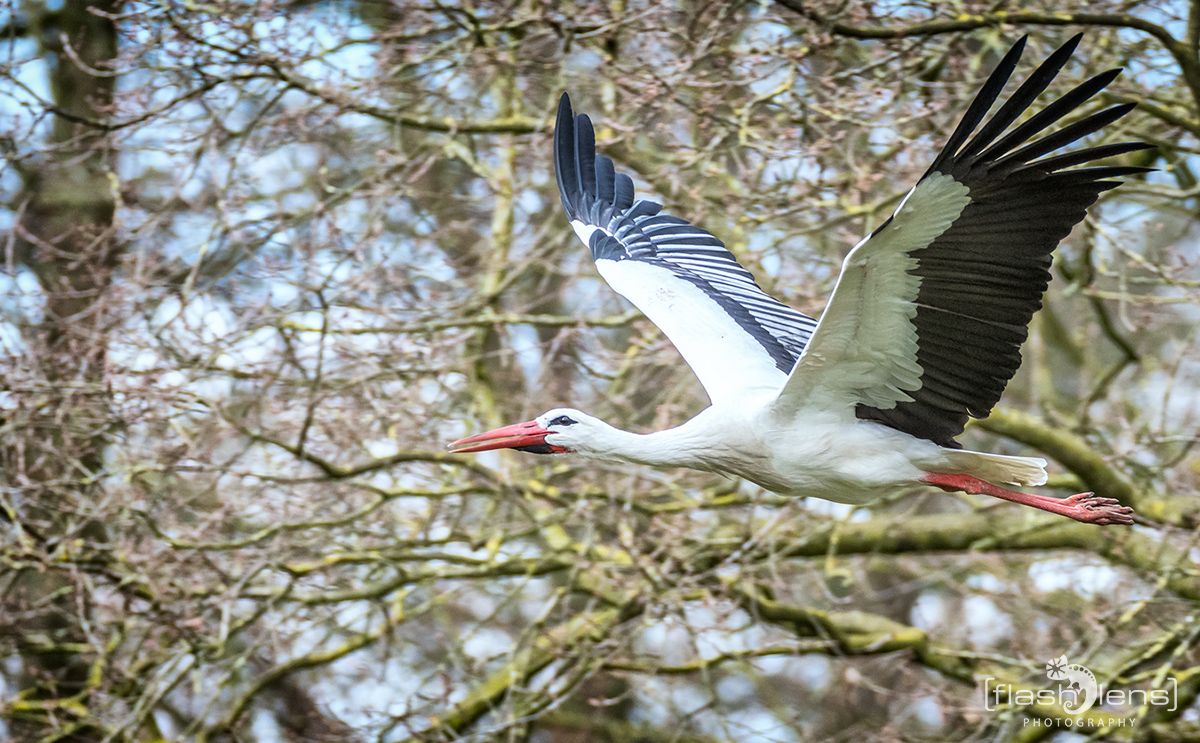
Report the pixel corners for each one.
[577,415,725,470]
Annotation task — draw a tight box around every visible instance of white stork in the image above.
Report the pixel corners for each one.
[450,35,1150,525]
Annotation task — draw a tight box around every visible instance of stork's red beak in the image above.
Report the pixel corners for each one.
[449,420,563,454]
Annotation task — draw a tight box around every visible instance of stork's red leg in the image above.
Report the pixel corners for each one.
[922,473,1134,525]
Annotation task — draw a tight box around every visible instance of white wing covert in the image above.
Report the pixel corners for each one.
[554,94,818,403]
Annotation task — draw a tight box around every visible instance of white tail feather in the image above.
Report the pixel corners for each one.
[942,449,1049,487]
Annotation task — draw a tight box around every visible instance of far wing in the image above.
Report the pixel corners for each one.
[554,93,818,404]
[773,35,1151,447]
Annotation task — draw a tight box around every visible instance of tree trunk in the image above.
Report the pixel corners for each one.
[3,2,120,739]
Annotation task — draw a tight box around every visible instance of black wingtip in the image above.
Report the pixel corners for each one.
[573,113,597,204]
[1111,100,1137,116]
[929,36,1028,172]
[555,93,573,131]
[994,101,1139,171]
[555,92,574,130]
[956,34,1084,162]
[554,92,579,219]
[959,57,1128,171]
[1034,141,1157,172]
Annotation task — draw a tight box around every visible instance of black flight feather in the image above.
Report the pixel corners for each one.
[928,35,1026,173]
[857,37,1153,448]
[957,34,1080,162]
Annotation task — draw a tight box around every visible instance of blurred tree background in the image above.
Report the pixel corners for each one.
[0,0,1196,740]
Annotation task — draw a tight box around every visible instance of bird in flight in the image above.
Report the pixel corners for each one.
[451,35,1149,525]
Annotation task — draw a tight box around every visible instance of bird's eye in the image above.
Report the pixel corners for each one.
[548,415,577,427]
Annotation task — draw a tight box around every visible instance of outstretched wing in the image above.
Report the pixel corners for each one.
[773,35,1151,447]
[554,94,818,404]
